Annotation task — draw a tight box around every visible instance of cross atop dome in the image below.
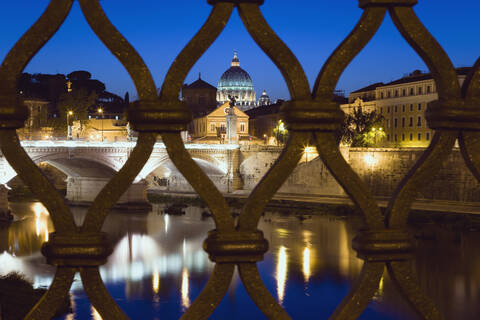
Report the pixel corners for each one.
[231,51,240,67]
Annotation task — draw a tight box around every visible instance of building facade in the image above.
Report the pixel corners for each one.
[217,52,256,111]
[341,68,470,147]
[181,74,217,117]
[245,101,282,144]
[189,102,249,143]
[72,119,128,142]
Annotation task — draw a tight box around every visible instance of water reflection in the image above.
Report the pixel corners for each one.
[1,202,480,319]
[276,246,288,304]
[164,214,169,234]
[152,270,159,294]
[181,268,190,309]
[91,306,102,320]
[33,202,50,242]
[302,247,311,283]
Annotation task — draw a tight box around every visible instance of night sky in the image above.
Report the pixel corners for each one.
[1,1,479,101]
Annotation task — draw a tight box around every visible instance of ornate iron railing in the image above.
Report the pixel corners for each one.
[0,0,478,319]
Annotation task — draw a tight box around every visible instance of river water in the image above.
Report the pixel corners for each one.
[0,201,479,319]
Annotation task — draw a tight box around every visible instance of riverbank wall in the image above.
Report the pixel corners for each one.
[154,147,480,211]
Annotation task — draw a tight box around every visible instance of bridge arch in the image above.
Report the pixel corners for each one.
[2,153,119,185]
[139,154,226,181]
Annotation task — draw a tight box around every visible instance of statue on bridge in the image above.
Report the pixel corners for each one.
[228,95,238,108]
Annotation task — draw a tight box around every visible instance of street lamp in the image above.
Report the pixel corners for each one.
[97,107,104,142]
[67,110,73,140]
[371,127,383,146]
[304,146,314,163]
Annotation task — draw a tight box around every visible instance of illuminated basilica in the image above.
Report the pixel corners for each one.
[217,52,256,111]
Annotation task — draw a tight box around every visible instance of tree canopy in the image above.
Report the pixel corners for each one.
[340,107,385,147]
[48,89,97,137]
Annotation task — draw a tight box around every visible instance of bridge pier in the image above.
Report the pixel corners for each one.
[66,177,151,210]
[227,149,243,193]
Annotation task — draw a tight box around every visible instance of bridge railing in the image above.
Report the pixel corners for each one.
[0,0,479,319]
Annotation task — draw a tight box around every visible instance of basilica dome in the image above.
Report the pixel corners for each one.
[217,52,256,111]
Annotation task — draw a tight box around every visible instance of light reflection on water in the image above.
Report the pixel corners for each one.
[303,247,311,283]
[181,268,190,310]
[0,201,479,319]
[276,246,288,305]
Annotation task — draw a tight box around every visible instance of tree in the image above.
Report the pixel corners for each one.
[340,107,385,147]
[48,89,97,137]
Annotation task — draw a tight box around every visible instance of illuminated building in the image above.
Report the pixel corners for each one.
[257,90,271,106]
[72,119,128,142]
[16,96,52,140]
[217,51,256,111]
[341,68,471,147]
[245,101,283,144]
[189,102,249,143]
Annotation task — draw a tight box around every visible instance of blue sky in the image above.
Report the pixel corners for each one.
[0,1,479,101]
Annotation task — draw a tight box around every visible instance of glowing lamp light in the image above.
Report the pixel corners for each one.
[304,146,315,153]
[363,154,378,167]
[97,108,103,114]
[67,111,73,116]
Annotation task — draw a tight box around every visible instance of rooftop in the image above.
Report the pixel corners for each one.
[183,75,217,91]
[352,67,473,93]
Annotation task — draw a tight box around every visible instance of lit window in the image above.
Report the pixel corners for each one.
[395,105,398,113]
[394,118,398,128]
[387,106,390,113]
[210,123,216,132]
[395,134,398,141]
[426,86,431,94]
[402,134,405,141]
[402,105,405,112]
[418,133,421,141]
[409,133,413,141]
[426,132,430,141]
[418,103,422,111]
[418,87,423,95]
[402,89,406,96]
[240,123,246,132]
[387,134,390,141]
[409,117,413,127]
[395,90,398,97]
[402,117,405,128]
[410,88,414,95]
[410,104,413,112]
[417,116,422,127]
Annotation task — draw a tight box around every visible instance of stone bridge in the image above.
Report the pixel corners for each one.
[0,141,256,207]
[0,141,477,212]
